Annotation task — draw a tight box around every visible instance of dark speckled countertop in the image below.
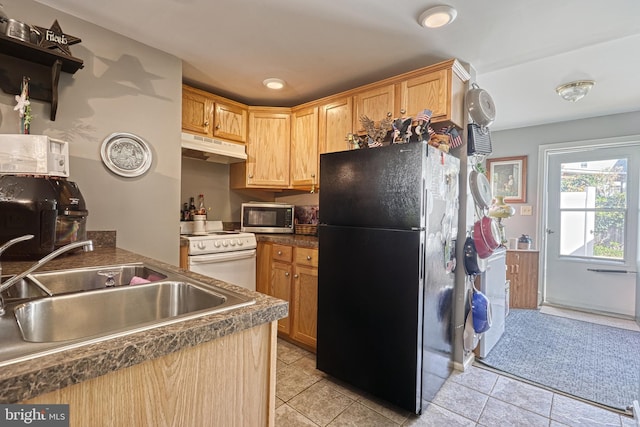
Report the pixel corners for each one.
[254,233,318,249]
[0,247,288,403]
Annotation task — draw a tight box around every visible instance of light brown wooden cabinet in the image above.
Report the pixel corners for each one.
[25,322,277,427]
[291,247,318,349]
[353,84,395,132]
[182,85,214,136]
[257,242,318,351]
[290,105,319,190]
[506,250,539,309]
[213,101,248,142]
[231,107,291,189]
[188,59,469,192]
[396,59,468,128]
[319,95,354,155]
[181,85,248,143]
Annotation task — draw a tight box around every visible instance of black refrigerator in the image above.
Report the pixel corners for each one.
[317,141,459,414]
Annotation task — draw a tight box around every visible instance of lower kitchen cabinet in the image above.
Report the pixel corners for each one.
[506,250,539,309]
[257,241,318,351]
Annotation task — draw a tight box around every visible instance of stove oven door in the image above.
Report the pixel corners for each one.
[187,249,256,291]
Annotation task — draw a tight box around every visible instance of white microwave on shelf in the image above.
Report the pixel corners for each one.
[0,134,69,177]
[241,202,294,233]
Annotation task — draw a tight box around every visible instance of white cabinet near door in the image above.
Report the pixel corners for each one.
[476,249,506,358]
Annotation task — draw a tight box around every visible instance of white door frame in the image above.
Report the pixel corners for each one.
[537,135,640,321]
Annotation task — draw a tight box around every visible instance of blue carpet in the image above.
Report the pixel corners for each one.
[477,309,640,411]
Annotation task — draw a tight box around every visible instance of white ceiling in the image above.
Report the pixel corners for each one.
[34,0,640,131]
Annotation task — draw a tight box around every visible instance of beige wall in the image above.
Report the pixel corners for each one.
[0,0,182,264]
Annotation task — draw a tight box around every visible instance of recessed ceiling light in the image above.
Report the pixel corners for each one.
[419,5,458,28]
[555,80,595,102]
[263,78,285,90]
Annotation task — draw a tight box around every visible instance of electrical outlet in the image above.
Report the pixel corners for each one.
[520,205,533,216]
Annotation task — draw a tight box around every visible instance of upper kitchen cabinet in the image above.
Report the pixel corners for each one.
[182,85,214,136]
[353,84,395,132]
[181,85,248,143]
[319,95,354,155]
[230,107,291,189]
[397,59,470,128]
[213,100,248,143]
[290,105,319,190]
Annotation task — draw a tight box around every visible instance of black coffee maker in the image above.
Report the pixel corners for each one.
[50,179,89,249]
[0,176,88,259]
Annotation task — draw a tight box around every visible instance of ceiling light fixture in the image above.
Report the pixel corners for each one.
[419,5,458,28]
[263,78,285,90]
[555,80,595,102]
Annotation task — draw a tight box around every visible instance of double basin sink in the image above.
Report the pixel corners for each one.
[0,263,255,348]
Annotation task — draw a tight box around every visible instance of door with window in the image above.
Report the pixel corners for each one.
[544,144,639,317]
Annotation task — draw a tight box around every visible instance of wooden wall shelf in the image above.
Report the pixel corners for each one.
[0,33,83,121]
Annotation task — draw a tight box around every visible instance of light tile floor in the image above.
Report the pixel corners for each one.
[275,339,636,427]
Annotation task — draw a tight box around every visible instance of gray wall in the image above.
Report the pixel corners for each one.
[181,158,263,222]
[490,110,640,249]
[0,0,182,264]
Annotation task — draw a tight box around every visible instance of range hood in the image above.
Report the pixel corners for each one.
[181,132,247,164]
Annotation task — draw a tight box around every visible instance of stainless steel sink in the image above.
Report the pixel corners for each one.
[28,263,168,295]
[14,280,254,342]
[0,275,48,301]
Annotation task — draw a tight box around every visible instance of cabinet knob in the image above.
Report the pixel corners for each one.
[306,255,312,261]
[215,123,220,130]
[204,120,209,126]
[277,251,283,255]
[248,174,253,179]
[294,274,299,279]
[284,272,289,277]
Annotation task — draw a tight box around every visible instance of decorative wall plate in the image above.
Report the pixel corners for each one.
[100,133,152,177]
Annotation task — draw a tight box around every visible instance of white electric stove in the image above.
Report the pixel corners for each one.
[180,221,257,291]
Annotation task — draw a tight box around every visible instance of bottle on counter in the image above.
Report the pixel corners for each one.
[198,194,206,216]
[182,202,189,221]
[189,197,197,220]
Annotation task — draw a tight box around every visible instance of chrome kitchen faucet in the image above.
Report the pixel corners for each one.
[0,237,94,315]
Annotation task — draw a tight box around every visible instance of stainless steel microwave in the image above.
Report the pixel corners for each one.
[241,202,294,233]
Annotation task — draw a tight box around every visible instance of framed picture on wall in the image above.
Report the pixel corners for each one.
[486,155,527,203]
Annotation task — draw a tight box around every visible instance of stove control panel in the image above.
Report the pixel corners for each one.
[187,233,257,255]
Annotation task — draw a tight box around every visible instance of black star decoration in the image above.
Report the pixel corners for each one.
[34,20,81,56]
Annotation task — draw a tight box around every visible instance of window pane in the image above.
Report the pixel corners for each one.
[559,159,627,209]
[560,210,625,259]
[593,210,625,259]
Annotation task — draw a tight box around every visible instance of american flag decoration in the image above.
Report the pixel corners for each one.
[416,109,432,122]
[448,127,463,148]
[438,126,463,149]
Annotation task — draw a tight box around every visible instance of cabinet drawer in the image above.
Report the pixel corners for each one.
[295,247,318,268]
[272,244,293,263]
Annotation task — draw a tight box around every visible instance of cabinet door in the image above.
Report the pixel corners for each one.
[290,106,319,189]
[507,251,539,308]
[292,263,318,349]
[256,241,272,294]
[353,84,395,132]
[246,110,291,188]
[398,69,448,121]
[214,101,248,143]
[319,96,354,154]
[182,87,214,136]
[271,261,292,335]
